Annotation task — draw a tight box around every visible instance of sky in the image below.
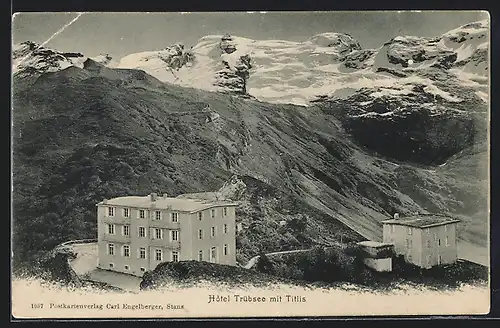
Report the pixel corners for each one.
[12,11,489,58]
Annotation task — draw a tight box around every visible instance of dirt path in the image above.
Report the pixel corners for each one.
[242,249,311,269]
[69,243,142,293]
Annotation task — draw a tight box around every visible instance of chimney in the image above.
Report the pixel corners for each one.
[150,193,158,202]
[393,213,399,220]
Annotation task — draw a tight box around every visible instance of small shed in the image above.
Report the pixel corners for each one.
[356,240,395,272]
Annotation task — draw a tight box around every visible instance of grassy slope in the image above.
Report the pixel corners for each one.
[11,62,488,269]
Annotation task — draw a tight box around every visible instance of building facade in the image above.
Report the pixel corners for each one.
[96,193,238,276]
[382,214,460,269]
[356,241,395,272]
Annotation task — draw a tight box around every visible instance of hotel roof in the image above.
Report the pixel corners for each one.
[96,194,239,213]
[381,215,460,229]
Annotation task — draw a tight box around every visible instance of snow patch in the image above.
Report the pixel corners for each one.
[423,84,462,102]
[475,91,488,103]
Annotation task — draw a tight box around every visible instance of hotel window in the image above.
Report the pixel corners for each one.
[123,245,130,257]
[444,225,448,232]
[107,243,115,255]
[108,207,115,217]
[224,244,228,256]
[438,239,441,246]
[438,255,443,265]
[407,227,412,235]
[109,263,114,268]
[198,212,203,220]
[427,255,432,266]
[123,208,129,217]
[154,228,163,240]
[198,250,203,261]
[139,247,146,259]
[210,247,217,262]
[406,239,412,249]
[139,209,146,219]
[211,226,216,238]
[223,207,227,216]
[171,230,179,242]
[140,267,146,273]
[172,212,179,222]
[138,226,146,238]
[155,249,163,261]
[198,229,203,240]
[124,265,129,270]
[172,251,179,262]
[107,224,115,235]
[391,225,395,233]
[155,211,162,220]
[426,228,430,235]
[223,224,228,234]
[446,236,450,247]
[122,225,130,236]
[211,209,215,218]
[426,240,431,248]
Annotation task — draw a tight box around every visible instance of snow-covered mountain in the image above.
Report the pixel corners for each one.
[111,19,489,106]
[12,41,118,80]
[12,19,488,107]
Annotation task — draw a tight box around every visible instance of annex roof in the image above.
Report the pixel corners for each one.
[97,194,238,213]
[381,215,460,229]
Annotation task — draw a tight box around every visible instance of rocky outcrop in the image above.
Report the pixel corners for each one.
[307,33,362,55]
[37,246,83,287]
[157,43,195,70]
[315,72,486,166]
[92,53,114,66]
[345,107,475,165]
[214,35,253,95]
[341,49,377,70]
[13,41,86,78]
[220,33,237,54]
[453,46,488,73]
[378,36,458,69]
[214,58,252,94]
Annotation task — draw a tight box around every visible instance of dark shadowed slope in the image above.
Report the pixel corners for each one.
[12,60,488,269]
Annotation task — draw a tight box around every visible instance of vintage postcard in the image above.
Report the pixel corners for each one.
[11,11,491,319]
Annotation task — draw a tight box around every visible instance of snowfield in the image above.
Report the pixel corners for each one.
[13,19,488,107]
[112,19,488,106]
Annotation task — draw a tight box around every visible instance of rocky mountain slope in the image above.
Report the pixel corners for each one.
[13,20,489,167]
[13,41,117,88]
[12,53,488,269]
